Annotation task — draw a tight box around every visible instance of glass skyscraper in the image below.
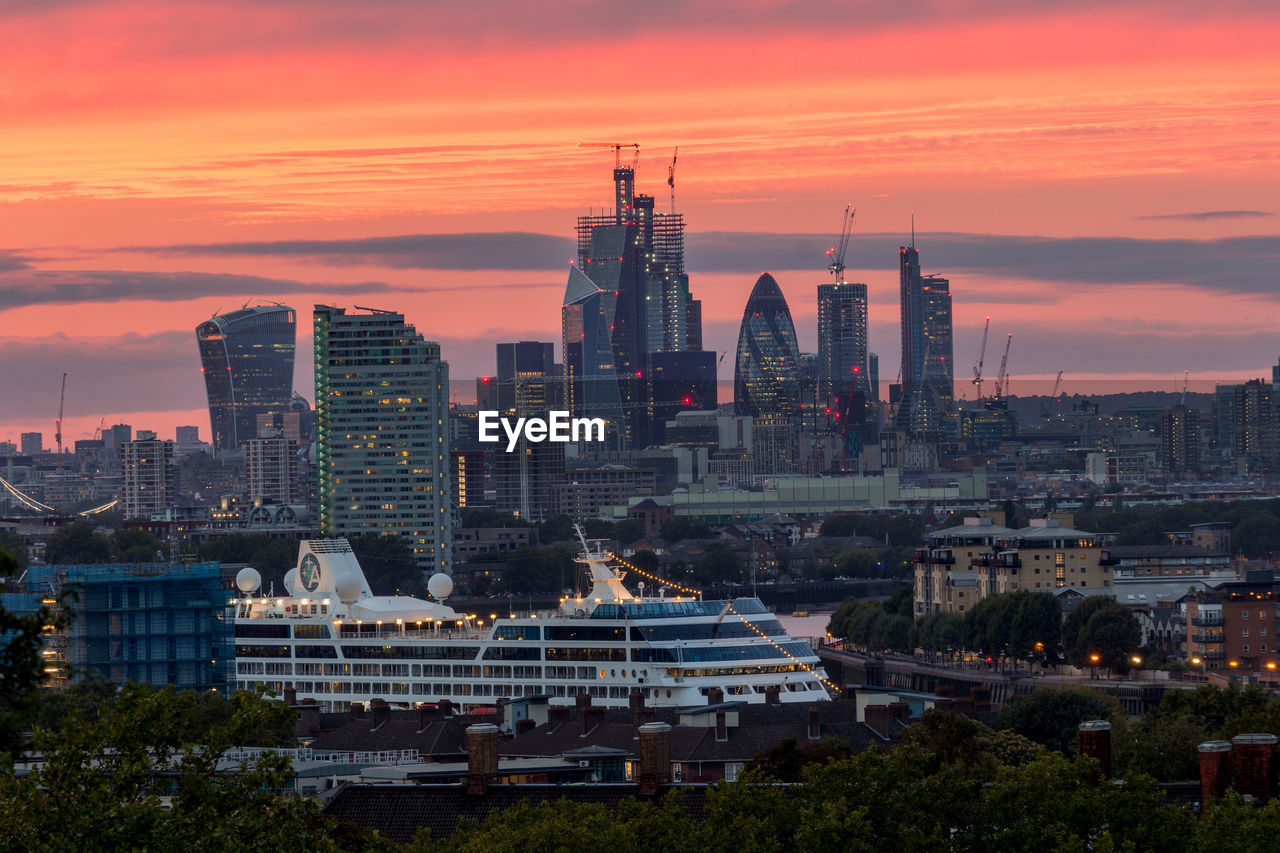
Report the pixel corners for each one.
[314,306,452,576]
[196,305,296,452]
[734,273,801,418]
[895,239,954,434]
[817,281,870,404]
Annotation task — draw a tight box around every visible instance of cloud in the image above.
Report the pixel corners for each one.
[0,251,31,272]
[1135,210,1273,221]
[118,230,1280,293]
[0,269,399,311]
[119,233,577,271]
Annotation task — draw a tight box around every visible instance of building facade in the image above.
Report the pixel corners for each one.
[196,305,297,453]
[895,238,953,435]
[120,431,176,520]
[314,306,452,575]
[244,433,298,506]
[913,517,1117,615]
[734,273,801,419]
[817,281,870,405]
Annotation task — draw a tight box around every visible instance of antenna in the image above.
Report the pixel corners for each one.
[911,213,915,248]
[667,147,678,214]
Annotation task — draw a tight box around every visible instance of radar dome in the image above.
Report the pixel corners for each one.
[235,567,261,593]
[427,573,454,601]
[334,571,363,605]
[283,568,298,596]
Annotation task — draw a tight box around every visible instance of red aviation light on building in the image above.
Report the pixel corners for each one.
[682,396,692,406]
[481,376,491,384]
[634,371,643,377]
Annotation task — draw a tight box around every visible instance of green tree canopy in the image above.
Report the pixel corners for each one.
[43,521,112,565]
[997,686,1118,754]
[1063,597,1141,670]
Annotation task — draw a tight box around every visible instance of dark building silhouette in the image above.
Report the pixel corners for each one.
[895,234,953,435]
[496,341,557,415]
[1160,404,1201,476]
[734,273,800,418]
[196,305,296,453]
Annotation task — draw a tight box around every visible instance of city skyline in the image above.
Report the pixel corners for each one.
[2,1,1279,440]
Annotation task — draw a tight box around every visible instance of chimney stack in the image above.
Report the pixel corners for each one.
[1232,733,1278,801]
[296,698,321,738]
[575,692,592,711]
[515,718,537,736]
[629,690,646,711]
[707,687,724,706]
[582,706,605,735]
[548,704,571,727]
[349,702,365,721]
[864,703,893,738]
[438,699,454,717]
[1077,720,1112,777]
[638,722,672,795]
[370,697,390,729]
[807,706,821,740]
[715,709,727,742]
[466,723,501,795]
[1198,740,1233,804]
[970,687,991,713]
[765,686,781,706]
[283,686,297,705]
[935,684,955,698]
[888,702,910,722]
[417,704,437,732]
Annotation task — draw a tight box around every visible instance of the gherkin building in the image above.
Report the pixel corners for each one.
[734,273,801,417]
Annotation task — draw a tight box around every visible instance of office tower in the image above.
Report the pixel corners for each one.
[255,411,301,444]
[451,450,486,508]
[563,160,712,450]
[752,414,798,477]
[496,341,556,415]
[120,431,175,520]
[174,426,200,447]
[245,432,298,505]
[196,305,296,453]
[734,273,801,418]
[20,432,42,455]
[1159,404,1200,476]
[314,306,452,575]
[646,350,717,444]
[1232,379,1276,477]
[895,233,954,434]
[104,424,132,453]
[817,281,870,405]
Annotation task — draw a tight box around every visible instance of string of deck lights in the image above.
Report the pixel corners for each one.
[607,552,702,597]
[725,602,842,694]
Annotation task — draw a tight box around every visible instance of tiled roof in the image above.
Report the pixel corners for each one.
[307,709,486,758]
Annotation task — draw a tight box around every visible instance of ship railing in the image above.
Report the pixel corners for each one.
[222,746,421,765]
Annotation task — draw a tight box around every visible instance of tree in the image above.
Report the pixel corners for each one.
[347,534,424,596]
[997,686,1117,754]
[0,685,363,851]
[108,528,166,562]
[692,543,743,584]
[1006,591,1062,659]
[1064,598,1140,671]
[43,521,112,565]
[0,530,28,571]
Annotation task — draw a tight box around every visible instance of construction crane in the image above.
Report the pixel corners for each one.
[92,417,106,441]
[55,371,67,471]
[1181,369,1189,406]
[578,142,640,170]
[971,316,991,400]
[1040,370,1064,418]
[991,333,1013,401]
[826,205,856,280]
[667,147,678,213]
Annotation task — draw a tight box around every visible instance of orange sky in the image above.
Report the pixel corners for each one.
[1,1,1278,443]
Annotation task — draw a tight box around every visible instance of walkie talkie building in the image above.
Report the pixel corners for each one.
[196,305,296,452]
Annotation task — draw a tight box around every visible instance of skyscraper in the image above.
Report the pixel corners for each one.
[817,281,870,404]
[895,234,954,434]
[734,273,801,418]
[1159,404,1200,476]
[196,305,296,453]
[314,306,451,576]
[495,341,556,415]
[563,160,714,450]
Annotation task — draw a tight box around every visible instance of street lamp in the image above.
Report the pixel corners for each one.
[1089,652,1100,680]
[1191,656,1205,679]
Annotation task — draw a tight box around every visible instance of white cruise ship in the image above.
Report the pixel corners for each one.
[232,535,833,711]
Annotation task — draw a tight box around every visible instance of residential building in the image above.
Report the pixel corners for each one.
[314,306,452,575]
[1186,571,1279,671]
[120,431,176,520]
[1159,404,1200,475]
[550,466,656,519]
[451,450,486,509]
[244,432,298,506]
[20,432,42,455]
[492,438,565,521]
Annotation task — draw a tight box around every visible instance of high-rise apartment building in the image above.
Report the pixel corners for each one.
[314,306,451,575]
[196,305,296,453]
[20,432,42,455]
[120,430,175,520]
[734,273,801,418]
[1233,379,1276,477]
[493,438,565,521]
[1159,404,1201,476]
[244,432,298,505]
[817,281,870,404]
[450,450,486,509]
[895,235,954,434]
[174,426,201,447]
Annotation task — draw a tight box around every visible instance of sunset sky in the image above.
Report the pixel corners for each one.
[2,0,1278,444]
